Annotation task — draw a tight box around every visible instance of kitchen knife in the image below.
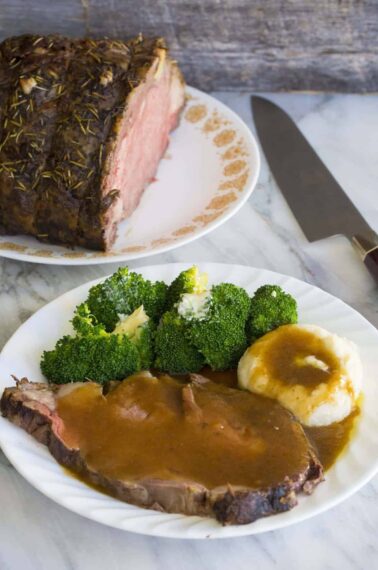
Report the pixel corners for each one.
[251,96,378,283]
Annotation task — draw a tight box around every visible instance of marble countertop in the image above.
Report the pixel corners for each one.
[0,92,377,570]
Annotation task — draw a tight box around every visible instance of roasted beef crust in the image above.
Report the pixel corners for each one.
[1,380,324,525]
[0,34,184,250]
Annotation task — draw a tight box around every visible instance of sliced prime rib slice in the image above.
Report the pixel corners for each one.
[0,34,185,250]
[0,375,323,525]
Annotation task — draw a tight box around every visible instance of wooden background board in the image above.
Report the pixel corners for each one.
[0,0,377,92]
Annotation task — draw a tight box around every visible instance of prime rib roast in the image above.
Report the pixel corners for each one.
[0,374,323,525]
[0,34,185,250]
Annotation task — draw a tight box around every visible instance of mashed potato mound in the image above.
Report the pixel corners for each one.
[238,324,362,427]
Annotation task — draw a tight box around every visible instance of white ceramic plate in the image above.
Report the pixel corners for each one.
[0,263,377,539]
[0,88,260,265]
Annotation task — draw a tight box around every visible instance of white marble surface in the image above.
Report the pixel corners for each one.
[0,92,377,569]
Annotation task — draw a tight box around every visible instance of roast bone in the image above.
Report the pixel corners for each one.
[1,375,324,525]
[0,34,185,250]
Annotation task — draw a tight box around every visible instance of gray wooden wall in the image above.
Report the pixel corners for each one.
[0,0,377,92]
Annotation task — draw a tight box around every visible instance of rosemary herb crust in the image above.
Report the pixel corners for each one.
[0,34,184,250]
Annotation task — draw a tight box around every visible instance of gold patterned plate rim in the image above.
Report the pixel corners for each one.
[0,87,260,265]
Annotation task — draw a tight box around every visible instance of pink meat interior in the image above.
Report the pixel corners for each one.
[102,59,184,245]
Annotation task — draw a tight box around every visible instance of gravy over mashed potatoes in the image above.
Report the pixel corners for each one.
[238,324,362,427]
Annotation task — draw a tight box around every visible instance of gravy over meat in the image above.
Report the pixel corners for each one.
[200,367,358,470]
[58,365,358,494]
[57,373,317,489]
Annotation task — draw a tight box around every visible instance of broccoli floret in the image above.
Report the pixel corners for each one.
[134,323,155,370]
[165,266,208,311]
[154,310,205,374]
[211,283,251,322]
[41,305,155,384]
[183,283,251,371]
[82,267,168,332]
[72,303,107,336]
[112,305,155,370]
[40,334,141,384]
[247,284,298,342]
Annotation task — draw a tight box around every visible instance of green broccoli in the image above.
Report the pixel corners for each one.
[40,334,141,384]
[41,305,155,383]
[113,306,155,370]
[155,282,250,373]
[82,267,168,332]
[247,284,298,342]
[180,283,251,371]
[71,302,108,336]
[211,283,251,322]
[165,266,208,311]
[154,310,205,374]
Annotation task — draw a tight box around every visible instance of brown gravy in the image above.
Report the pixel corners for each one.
[57,373,317,489]
[201,367,359,469]
[258,326,340,389]
[201,369,359,470]
[197,366,238,388]
[305,409,359,470]
[59,369,359,492]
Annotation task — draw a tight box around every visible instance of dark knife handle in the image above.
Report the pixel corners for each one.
[364,248,378,282]
[353,234,378,284]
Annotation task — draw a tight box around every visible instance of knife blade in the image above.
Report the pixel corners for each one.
[251,96,378,283]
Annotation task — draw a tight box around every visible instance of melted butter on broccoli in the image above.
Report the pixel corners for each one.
[186,283,251,370]
[177,291,211,321]
[165,266,208,310]
[41,303,155,384]
[113,306,149,338]
[155,279,251,373]
[41,266,300,384]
